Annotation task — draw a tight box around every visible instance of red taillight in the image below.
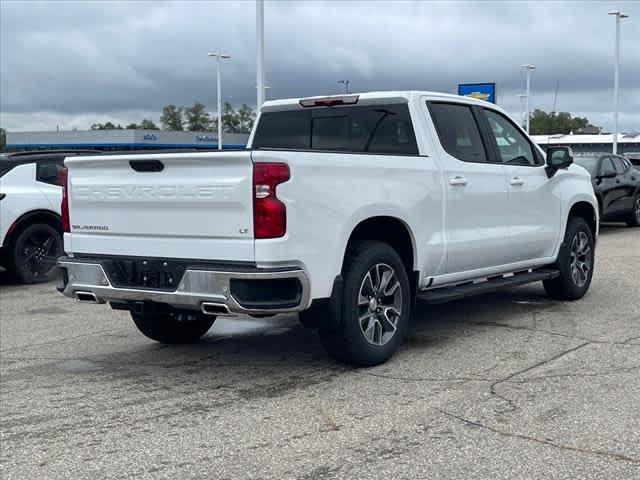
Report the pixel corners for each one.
[253,162,290,239]
[59,167,70,233]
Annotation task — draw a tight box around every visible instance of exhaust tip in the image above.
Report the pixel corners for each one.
[75,291,99,303]
[201,302,230,316]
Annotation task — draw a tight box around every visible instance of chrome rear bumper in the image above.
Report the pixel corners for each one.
[57,257,310,315]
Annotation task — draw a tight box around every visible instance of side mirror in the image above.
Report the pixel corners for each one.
[598,170,617,179]
[545,146,573,178]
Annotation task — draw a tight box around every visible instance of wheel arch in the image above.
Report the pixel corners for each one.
[341,215,417,283]
[4,209,61,248]
[567,201,598,238]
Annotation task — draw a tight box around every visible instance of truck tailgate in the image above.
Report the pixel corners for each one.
[65,151,254,261]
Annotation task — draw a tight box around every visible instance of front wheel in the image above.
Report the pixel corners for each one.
[626,196,640,227]
[131,311,215,344]
[543,217,595,300]
[320,241,411,366]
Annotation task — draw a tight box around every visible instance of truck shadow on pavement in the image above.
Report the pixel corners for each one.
[35,283,567,395]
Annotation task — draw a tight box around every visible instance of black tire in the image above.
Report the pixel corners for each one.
[543,217,595,300]
[9,223,63,284]
[626,195,640,227]
[319,241,411,366]
[131,311,215,344]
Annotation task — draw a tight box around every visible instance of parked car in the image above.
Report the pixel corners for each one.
[0,150,100,283]
[57,91,598,365]
[573,153,640,227]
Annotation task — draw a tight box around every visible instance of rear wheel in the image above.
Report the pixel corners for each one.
[626,196,640,227]
[320,241,411,366]
[131,311,215,344]
[543,217,595,300]
[9,223,63,284]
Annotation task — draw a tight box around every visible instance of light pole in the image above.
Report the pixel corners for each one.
[609,10,628,154]
[338,79,351,94]
[521,64,536,134]
[256,0,265,109]
[517,93,527,129]
[208,52,231,150]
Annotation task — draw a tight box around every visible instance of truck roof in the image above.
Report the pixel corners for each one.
[261,90,495,112]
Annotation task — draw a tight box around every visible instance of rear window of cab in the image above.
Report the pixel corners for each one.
[253,104,419,155]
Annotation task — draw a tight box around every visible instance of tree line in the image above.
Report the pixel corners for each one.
[528,109,597,135]
[90,102,256,133]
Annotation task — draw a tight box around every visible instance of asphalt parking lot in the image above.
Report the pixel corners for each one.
[1,225,639,480]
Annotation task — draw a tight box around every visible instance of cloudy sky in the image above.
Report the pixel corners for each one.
[1,0,639,132]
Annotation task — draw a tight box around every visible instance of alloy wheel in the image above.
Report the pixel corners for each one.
[18,228,61,279]
[635,198,640,223]
[569,231,592,288]
[357,263,403,346]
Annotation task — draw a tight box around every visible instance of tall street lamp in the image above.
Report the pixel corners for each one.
[208,51,231,150]
[517,93,527,128]
[521,64,536,134]
[338,79,351,94]
[256,0,265,109]
[609,10,628,155]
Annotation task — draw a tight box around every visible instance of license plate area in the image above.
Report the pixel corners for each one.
[101,258,187,291]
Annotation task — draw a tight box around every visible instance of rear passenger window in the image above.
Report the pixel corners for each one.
[253,104,418,155]
[36,160,64,186]
[428,102,487,163]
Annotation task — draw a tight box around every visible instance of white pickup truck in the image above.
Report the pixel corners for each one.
[58,91,598,365]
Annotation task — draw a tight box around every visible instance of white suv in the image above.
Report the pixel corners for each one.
[57,92,599,365]
[0,150,98,283]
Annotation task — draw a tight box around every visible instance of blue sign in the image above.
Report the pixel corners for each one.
[196,135,216,142]
[458,83,496,104]
[143,133,157,141]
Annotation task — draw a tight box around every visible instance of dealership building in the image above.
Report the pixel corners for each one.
[5,129,249,151]
[6,130,639,157]
[531,133,640,155]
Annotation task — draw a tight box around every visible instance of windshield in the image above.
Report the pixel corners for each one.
[573,156,599,174]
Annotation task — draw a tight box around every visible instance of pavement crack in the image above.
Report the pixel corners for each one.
[509,365,640,383]
[437,408,640,464]
[358,371,492,383]
[489,341,591,413]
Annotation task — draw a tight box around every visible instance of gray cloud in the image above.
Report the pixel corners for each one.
[1,0,639,131]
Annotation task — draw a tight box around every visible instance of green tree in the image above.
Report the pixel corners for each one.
[237,104,256,133]
[126,119,159,130]
[91,122,123,130]
[160,105,184,131]
[184,102,213,131]
[221,102,240,133]
[0,127,6,151]
[140,118,159,130]
[529,110,595,135]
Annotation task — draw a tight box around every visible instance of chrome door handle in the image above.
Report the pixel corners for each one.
[510,177,525,186]
[449,176,468,186]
